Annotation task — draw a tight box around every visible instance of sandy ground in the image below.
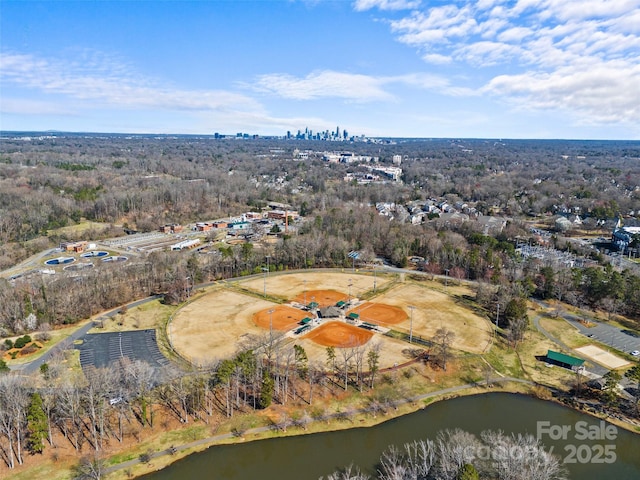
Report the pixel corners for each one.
[253,306,309,331]
[171,275,491,367]
[238,271,389,300]
[292,289,348,308]
[301,321,374,347]
[346,302,408,325]
[574,345,631,369]
[367,283,491,354]
[171,289,275,365]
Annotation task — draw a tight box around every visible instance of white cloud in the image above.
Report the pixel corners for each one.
[484,61,640,124]
[497,26,533,42]
[250,71,394,102]
[250,70,455,101]
[369,0,640,124]
[0,98,78,116]
[422,53,452,64]
[353,0,421,11]
[0,52,261,113]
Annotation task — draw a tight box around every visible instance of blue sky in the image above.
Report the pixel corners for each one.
[1,0,639,139]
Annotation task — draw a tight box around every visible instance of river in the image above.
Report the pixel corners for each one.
[141,393,640,479]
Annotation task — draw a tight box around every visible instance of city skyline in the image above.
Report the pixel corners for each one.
[1,0,639,140]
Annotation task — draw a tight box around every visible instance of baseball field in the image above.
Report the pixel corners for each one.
[169,271,492,367]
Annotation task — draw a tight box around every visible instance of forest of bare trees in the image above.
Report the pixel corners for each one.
[1,134,639,477]
[322,429,567,480]
[2,135,640,337]
[0,329,395,472]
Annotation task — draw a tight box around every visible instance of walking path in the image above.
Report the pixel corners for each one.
[531,302,609,377]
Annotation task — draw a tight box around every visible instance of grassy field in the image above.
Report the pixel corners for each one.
[538,314,592,349]
[8,277,640,480]
[169,272,491,369]
[90,299,176,334]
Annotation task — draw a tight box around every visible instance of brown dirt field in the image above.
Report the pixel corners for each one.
[237,271,390,299]
[293,289,348,308]
[346,302,408,325]
[253,306,310,331]
[302,321,373,347]
[170,274,489,368]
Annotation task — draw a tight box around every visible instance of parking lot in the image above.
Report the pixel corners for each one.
[566,316,640,356]
[76,329,175,383]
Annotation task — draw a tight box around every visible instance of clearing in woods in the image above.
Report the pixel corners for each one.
[170,272,491,366]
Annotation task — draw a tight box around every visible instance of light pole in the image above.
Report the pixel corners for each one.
[373,267,377,293]
[185,276,191,299]
[444,269,449,292]
[262,267,268,297]
[268,308,275,338]
[348,278,353,304]
[408,305,415,344]
[303,279,307,306]
[263,255,271,298]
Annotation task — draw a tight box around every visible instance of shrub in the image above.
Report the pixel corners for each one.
[21,344,38,355]
[14,335,32,349]
[139,451,152,464]
[35,332,51,343]
[4,339,13,350]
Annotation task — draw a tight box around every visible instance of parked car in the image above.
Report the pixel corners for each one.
[631,350,640,356]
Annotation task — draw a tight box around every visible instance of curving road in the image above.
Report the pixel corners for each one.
[9,294,163,375]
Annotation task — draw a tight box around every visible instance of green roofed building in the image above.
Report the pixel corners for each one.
[300,317,312,325]
[307,302,319,310]
[347,312,360,320]
[336,301,346,308]
[545,350,585,370]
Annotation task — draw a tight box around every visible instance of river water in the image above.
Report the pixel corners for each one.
[141,393,640,479]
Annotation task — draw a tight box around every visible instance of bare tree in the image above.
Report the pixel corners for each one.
[432,327,456,371]
[481,430,567,480]
[339,341,357,390]
[56,377,86,451]
[322,464,370,480]
[434,428,481,480]
[367,343,381,389]
[83,367,114,451]
[122,359,155,426]
[72,454,107,480]
[378,440,436,480]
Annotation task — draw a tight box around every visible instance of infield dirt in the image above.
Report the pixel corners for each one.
[170,273,491,366]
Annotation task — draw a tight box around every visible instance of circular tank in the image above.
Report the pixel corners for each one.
[44,257,75,266]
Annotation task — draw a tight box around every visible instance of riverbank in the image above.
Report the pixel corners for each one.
[109,378,640,480]
[117,380,532,480]
[3,359,638,480]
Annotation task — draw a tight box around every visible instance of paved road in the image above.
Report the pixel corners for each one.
[564,315,640,356]
[9,294,163,375]
[532,314,609,377]
[533,300,640,357]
